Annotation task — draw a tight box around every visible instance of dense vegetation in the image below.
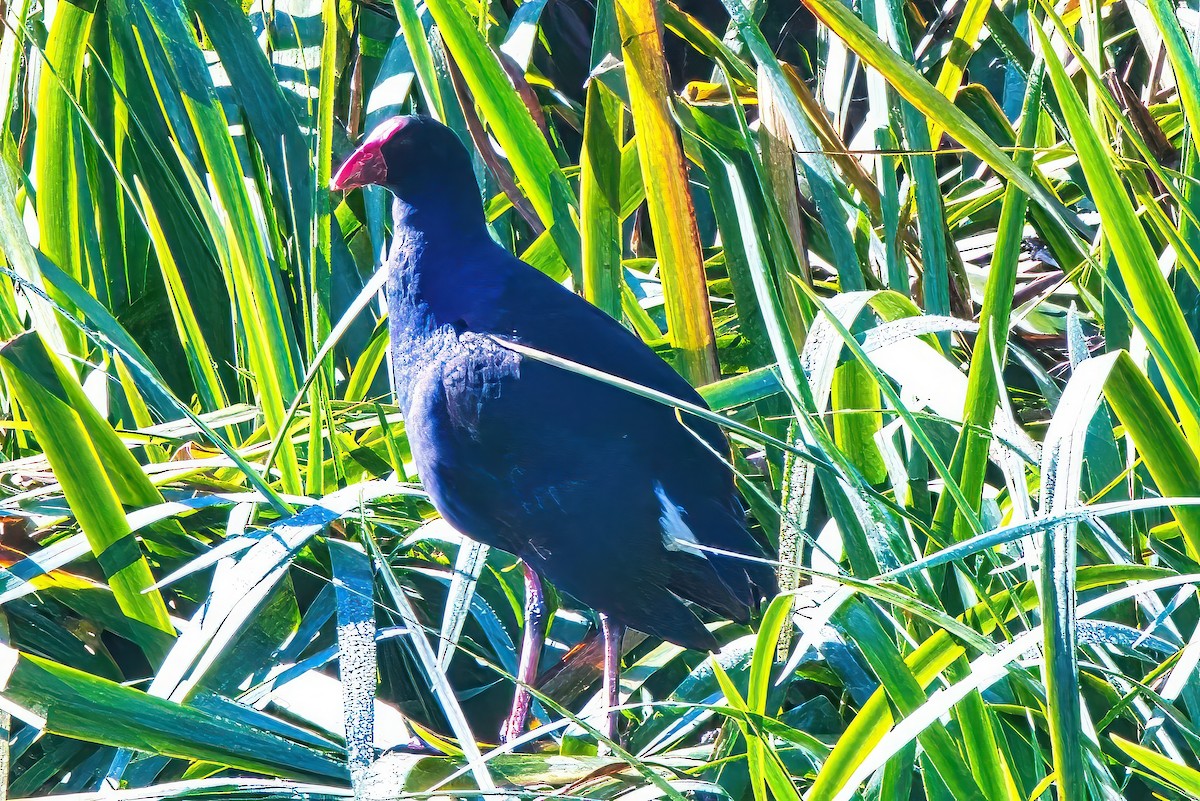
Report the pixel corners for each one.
[0,0,1196,797]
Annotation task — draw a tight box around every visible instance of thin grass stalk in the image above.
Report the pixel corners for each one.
[1036,12,1200,445]
[35,1,93,359]
[934,68,1044,538]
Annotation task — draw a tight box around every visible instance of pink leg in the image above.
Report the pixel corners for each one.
[500,563,546,743]
[600,613,625,748]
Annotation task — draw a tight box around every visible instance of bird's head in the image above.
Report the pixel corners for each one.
[331,115,484,233]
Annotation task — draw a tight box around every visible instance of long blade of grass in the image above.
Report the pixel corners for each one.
[135,179,228,411]
[615,0,718,384]
[1038,354,1112,800]
[928,0,992,140]
[328,539,376,787]
[0,647,346,781]
[393,0,445,120]
[34,0,93,358]
[934,67,1043,536]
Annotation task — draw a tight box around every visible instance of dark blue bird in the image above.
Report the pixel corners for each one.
[332,116,777,743]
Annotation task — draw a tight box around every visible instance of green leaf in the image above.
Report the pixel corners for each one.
[0,646,346,781]
[1112,735,1200,795]
[35,0,93,358]
[0,333,174,655]
[579,73,624,319]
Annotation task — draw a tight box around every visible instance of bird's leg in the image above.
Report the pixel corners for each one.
[500,562,546,744]
[599,613,625,751]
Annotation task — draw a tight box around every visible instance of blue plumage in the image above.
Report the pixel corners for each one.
[336,116,777,653]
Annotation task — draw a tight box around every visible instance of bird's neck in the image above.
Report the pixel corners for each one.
[384,199,493,410]
[386,196,492,300]
[389,188,489,243]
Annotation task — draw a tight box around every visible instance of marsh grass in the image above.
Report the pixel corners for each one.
[0,0,1195,798]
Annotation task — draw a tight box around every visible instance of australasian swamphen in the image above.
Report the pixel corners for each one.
[331,116,777,744]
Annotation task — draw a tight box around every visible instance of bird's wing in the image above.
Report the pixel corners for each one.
[462,251,730,457]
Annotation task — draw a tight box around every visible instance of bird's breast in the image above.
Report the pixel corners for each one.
[394,325,521,460]
[388,323,460,413]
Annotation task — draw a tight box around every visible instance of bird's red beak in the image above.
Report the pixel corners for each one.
[330,143,387,191]
[330,116,412,191]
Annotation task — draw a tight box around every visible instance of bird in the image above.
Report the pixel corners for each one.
[331,115,777,745]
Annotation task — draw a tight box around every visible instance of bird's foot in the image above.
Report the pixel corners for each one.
[498,717,554,753]
[596,711,624,756]
[383,736,444,756]
[498,716,523,746]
